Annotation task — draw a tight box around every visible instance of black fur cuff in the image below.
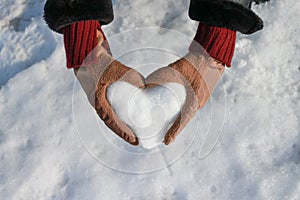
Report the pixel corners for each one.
[189,0,264,34]
[44,0,114,33]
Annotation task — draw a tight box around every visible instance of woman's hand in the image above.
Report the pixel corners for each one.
[74,46,145,145]
[146,52,224,145]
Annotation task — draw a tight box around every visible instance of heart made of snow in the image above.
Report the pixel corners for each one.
[107,82,186,149]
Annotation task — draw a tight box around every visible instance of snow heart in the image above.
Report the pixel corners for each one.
[104,59,212,149]
[108,81,186,149]
[103,57,213,148]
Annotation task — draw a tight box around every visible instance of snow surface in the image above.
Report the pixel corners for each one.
[1,0,300,199]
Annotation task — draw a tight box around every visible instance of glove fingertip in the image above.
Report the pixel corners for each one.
[124,133,139,146]
[130,137,139,146]
[164,135,175,145]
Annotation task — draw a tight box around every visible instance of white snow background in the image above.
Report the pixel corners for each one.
[0,0,300,199]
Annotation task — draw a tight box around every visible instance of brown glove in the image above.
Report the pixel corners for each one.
[145,52,224,145]
[74,45,145,145]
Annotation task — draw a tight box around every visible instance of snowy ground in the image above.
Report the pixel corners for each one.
[0,0,300,199]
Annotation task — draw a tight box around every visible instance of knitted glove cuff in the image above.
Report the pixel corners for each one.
[189,23,236,67]
[62,20,102,69]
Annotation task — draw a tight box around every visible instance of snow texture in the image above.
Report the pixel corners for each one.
[0,0,300,199]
